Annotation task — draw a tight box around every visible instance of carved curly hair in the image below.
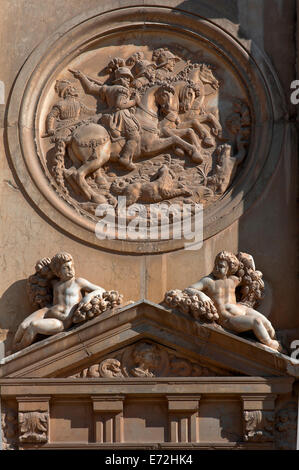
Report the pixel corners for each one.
[236,252,264,307]
[213,251,240,276]
[26,252,74,309]
[156,82,175,95]
[50,252,73,277]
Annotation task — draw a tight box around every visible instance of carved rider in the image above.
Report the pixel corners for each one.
[45,80,95,191]
[71,67,141,171]
[152,48,180,81]
[178,83,219,147]
[131,59,156,89]
[46,79,94,141]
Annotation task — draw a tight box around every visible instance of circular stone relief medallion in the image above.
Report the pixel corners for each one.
[8,6,286,253]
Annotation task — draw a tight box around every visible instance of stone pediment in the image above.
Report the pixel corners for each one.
[0,300,294,379]
[68,341,229,379]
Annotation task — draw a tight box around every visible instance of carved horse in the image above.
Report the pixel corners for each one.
[63,84,203,202]
[155,79,222,150]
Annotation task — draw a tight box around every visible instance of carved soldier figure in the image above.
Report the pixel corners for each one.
[71,67,141,171]
[152,48,180,81]
[184,251,281,350]
[130,59,156,89]
[46,80,95,140]
[155,83,180,131]
[155,83,203,160]
[45,80,95,190]
[126,52,156,89]
[40,51,252,216]
[178,82,223,147]
[13,252,106,351]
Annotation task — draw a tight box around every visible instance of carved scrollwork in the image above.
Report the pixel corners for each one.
[99,358,123,378]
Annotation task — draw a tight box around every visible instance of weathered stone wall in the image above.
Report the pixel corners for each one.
[0,0,297,356]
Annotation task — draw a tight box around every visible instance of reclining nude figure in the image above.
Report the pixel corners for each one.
[169,251,281,351]
[13,252,107,352]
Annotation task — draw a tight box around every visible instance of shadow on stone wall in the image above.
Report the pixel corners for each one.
[174,0,238,23]
[0,279,31,355]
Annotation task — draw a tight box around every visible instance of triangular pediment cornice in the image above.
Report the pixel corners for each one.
[0,300,295,378]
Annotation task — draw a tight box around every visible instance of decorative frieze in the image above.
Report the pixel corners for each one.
[71,341,224,378]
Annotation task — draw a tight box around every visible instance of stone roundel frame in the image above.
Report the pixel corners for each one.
[7,4,286,254]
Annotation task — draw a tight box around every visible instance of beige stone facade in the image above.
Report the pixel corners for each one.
[0,0,298,450]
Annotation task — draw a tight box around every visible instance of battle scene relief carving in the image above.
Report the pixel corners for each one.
[70,341,228,378]
[40,45,251,229]
[8,7,284,253]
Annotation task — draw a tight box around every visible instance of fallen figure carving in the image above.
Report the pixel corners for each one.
[110,161,192,205]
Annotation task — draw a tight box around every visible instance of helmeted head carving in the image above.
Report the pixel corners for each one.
[152,48,180,71]
[54,79,78,98]
[131,59,156,79]
[113,67,134,87]
[107,57,126,73]
[126,51,144,67]
[213,251,239,278]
